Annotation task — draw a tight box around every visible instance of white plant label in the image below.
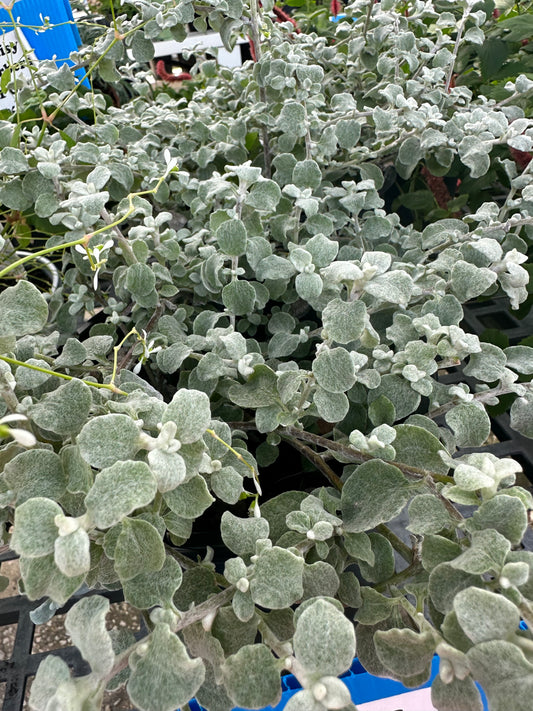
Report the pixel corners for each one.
[357,686,437,711]
[0,29,33,111]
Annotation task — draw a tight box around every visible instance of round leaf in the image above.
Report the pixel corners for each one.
[77,414,141,469]
[84,461,157,529]
[293,599,355,677]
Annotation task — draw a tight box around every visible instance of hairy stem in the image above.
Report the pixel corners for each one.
[280,434,344,490]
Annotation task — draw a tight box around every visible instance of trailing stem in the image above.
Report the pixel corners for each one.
[445,1,475,93]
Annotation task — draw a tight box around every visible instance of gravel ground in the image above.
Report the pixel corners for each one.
[0,559,140,711]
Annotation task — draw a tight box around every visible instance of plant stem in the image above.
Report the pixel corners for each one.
[206,428,262,495]
[0,236,87,279]
[375,560,424,592]
[0,355,126,395]
[100,208,138,264]
[174,586,235,632]
[280,433,344,490]
[445,1,474,93]
[249,0,272,177]
[376,524,413,564]
[363,0,374,38]
[428,383,519,419]
[282,426,454,484]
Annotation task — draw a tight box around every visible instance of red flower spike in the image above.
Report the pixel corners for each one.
[156,60,191,82]
[510,147,532,170]
[330,0,341,16]
[272,5,301,32]
[248,35,257,62]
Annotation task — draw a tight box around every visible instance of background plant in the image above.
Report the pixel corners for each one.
[1,0,533,710]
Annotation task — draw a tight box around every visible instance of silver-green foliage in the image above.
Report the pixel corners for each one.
[1,0,533,710]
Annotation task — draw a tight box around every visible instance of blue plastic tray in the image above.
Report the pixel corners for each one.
[0,0,84,81]
[188,655,490,711]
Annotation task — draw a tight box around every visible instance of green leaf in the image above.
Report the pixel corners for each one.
[375,628,435,678]
[216,219,248,256]
[498,14,533,41]
[14,359,51,389]
[162,389,211,444]
[84,461,157,529]
[229,364,279,408]
[422,535,462,572]
[336,119,361,149]
[222,644,281,709]
[369,374,421,420]
[114,518,165,581]
[148,450,186,492]
[511,393,533,439]
[338,570,362,608]
[0,280,48,337]
[20,555,84,605]
[54,528,91,577]
[11,497,61,558]
[431,675,483,711]
[293,599,355,677]
[30,656,72,710]
[450,529,510,575]
[62,445,92,495]
[77,414,141,469]
[131,31,155,62]
[128,623,205,711]
[283,690,323,711]
[451,261,497,302]
[313,386,349,423]
[31,379,92,436]
[163,475,214,519]
[341,460,411,532]
[408,495,452,535]
[245,179,282,212]
[446,403,490,447]
[393,424,449,475]
[355,587,395,624]
[0,146,28,173]
[467,640,533,711]
[368,395,396,427]
[222,280,256,315]
[292,160,322,190]
[211,466,244,504]
[302,561,340,600]
[479,38,509,81]
[321,298,366,344]
[312,347,356,393]
[4,450,66,505]
[125,263,156,297]
[278,103,307,136]
[55,338,88,367]
[464,343,507,382]
[344,531,375,565]
[294,272,323,301]
[358,532,395,584]
[212,606,259,656]
[454,587,520,644]
[504,346,533,375]
[65,595,115,678]
[466,494,527,545]
[220,511,270,556]
[429,563,481,614]
[261,491,307,543]
[123,555,182,609]
[250,547,304,609]
[156,342,192,374]
[365,271,414,305]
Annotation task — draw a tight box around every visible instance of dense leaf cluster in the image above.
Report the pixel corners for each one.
[1,0,533,709]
